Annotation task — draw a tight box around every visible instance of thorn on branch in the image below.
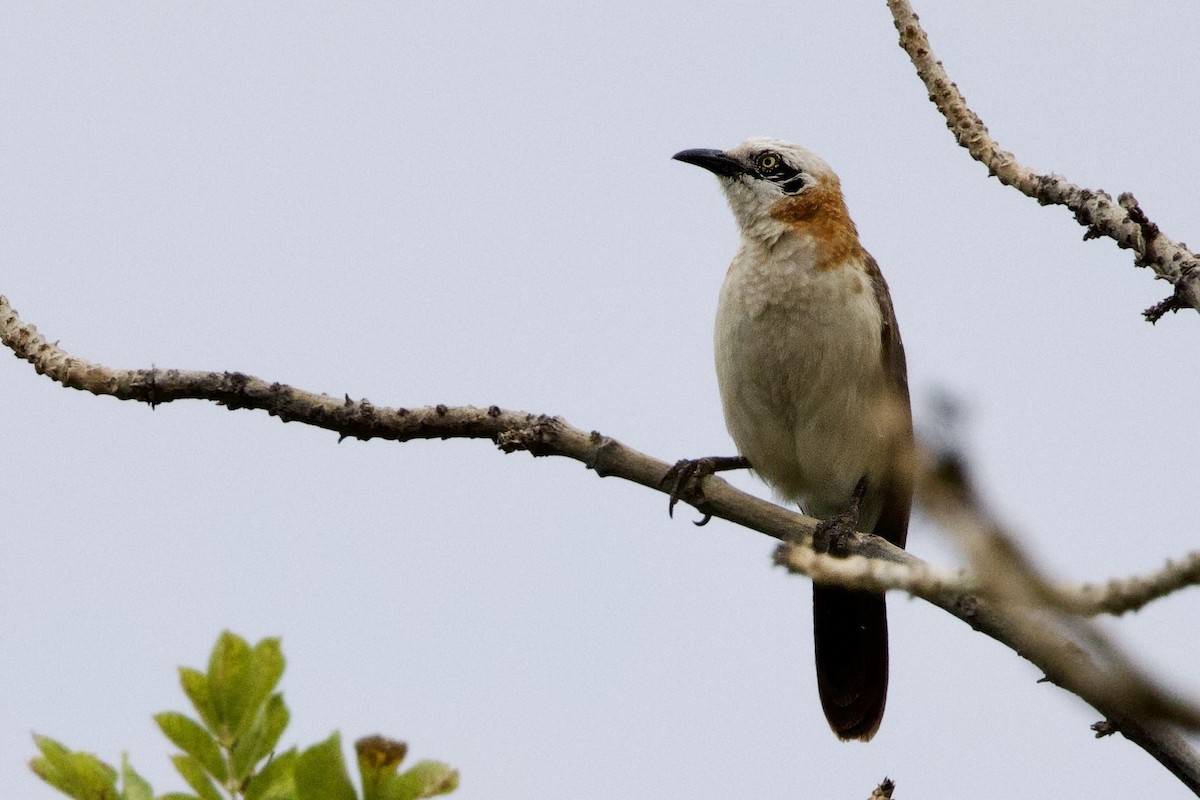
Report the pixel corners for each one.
[147,366,159,409]
[585,431,622,478]
[1036,174,1061,206]
[1143,285,1186,324]
[494,415,561,457]
[1119,192,1161,268]
[338,398,384,441]
[333,397,378,443]
[265,382,291,422]
[1120,192,1157,233]
[220,372,251,410]
[1143,261,1196,323]
[1092,719,1118,738]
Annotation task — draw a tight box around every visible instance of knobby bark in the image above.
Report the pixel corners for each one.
[4,292,1200,791]
[885,0,1200,322]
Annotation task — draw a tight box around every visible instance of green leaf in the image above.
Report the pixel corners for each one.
[250,638,285,704]
[230,692,290,780]
[31,733,72,762]
[29,735,77,795]
[244,749,297,800]
[205,633,286,742]
[294,734,356,800]
[231,638,284,740]
[178,667,218,735]
[385,761,459,800]
[155,712,228,782]
[158,794,203,800]
[207,631,254,738]
[29,734,119,800]
[119,753,154,800]
[170,754,223,800]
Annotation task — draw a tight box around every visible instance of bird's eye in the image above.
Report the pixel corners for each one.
[756,153,781,172]
[754,151,806,193]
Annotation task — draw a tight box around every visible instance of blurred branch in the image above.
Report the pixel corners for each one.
[912,447,1200,793]
[4,292,1200,791]
[1052,553,1200,616]
[776,524,1200,619]
[885,0,1200,322]
[781,446,1200,792]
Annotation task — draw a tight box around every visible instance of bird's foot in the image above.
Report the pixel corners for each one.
[661,455,751,526]
[811,511,859,556]
[811,477,869,556]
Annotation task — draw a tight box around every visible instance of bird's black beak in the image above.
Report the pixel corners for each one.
[672,148,745,178]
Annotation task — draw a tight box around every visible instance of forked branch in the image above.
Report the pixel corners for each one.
[4,291,1200,790]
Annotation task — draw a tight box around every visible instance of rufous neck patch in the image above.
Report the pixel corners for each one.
[769,178,864,271]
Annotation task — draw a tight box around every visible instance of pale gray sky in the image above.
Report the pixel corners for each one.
[4,2,1199,797]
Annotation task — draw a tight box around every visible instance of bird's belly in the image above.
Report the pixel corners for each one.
[714,268,890,514]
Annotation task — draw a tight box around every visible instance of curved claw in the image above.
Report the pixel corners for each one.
[663,458,705,519]
[663,456,749,525]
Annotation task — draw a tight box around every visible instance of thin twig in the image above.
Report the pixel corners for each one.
[1051,553,1200,617]
[885,0,1200,321]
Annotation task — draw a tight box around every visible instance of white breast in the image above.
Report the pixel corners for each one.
[714,237,892,518]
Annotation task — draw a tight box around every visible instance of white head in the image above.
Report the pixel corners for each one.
[674,137,852,247]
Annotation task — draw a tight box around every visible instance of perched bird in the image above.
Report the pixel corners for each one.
[672,138,914,741]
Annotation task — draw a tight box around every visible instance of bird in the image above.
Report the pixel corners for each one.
[672,138,914,741]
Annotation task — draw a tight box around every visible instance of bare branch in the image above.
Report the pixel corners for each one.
[885,0,1200,321]
[1052,553,1200,617]
[0,294,814,540]
[774,524,1200,793]
[5,291,1200,790]
[775,523,1200,619]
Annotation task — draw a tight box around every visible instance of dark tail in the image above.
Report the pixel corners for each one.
[813,584,889,741]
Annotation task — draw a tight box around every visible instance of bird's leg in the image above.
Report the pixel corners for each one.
[661,455,752,526]
[811,476,869,556]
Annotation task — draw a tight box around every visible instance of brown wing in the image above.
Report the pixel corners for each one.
[863,251,913,550]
